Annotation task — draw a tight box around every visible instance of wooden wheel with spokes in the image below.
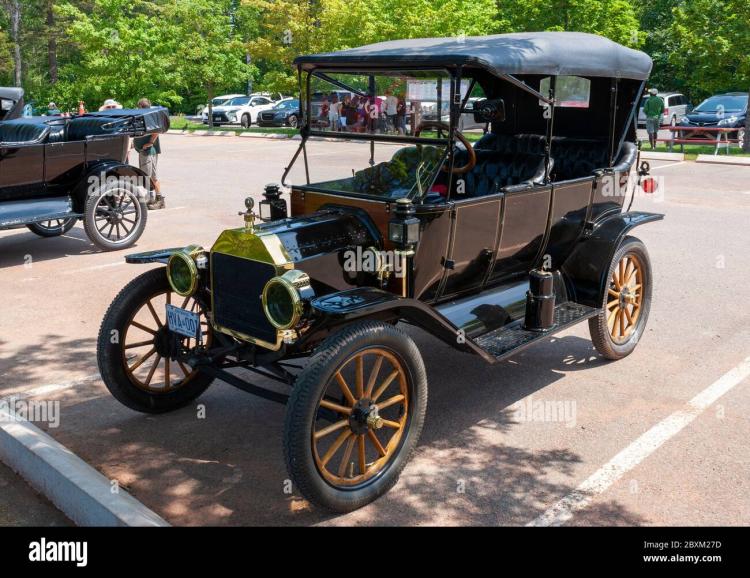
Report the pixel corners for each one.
[284,321,427,512]
[312,348,409,487]
[589,236,652,360]
[606,253,643,344]
[98,268,214,413]
[121,286,211,393]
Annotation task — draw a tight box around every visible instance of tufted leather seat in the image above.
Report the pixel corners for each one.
[474,132,610,181]
[0,120,49,143]
[549,138,608,181]
[453,150,548,197]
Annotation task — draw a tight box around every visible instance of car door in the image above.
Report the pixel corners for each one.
[0,141,45,201]
[438,194,503,298]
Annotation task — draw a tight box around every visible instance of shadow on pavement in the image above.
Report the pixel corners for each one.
[38,328,645,526]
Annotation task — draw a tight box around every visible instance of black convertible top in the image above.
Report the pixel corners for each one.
[295,32,652,80]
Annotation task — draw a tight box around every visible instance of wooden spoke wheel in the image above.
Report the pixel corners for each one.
[284,321,427,512]
[97,268,214,413]
[312,348,408,487]
[606,253,643,344]
[589,236,652,360]
[121,287,211,394]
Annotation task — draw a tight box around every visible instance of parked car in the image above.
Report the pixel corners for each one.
[98,32,661,512]
[637,91,690,127]
[257,98,300,127]
[676,92,747,148]
[0,90,169,250]
[198,94,245,122]
[207,94,277,127]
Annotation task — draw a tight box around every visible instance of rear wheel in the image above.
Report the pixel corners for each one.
[589,236,652,360]
[737,128,745,149]
[97,267,214,413]
[26,217,76,237]
[284,321,427,512]
[83,180,147,251]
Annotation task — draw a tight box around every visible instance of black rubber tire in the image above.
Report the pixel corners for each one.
[241,113,251,128]
[287,114,298,128]
[284,321,427,512]
[84,180,148,251]
[26,217,77,237]
[97,267,214,414]
[588,236,652,360]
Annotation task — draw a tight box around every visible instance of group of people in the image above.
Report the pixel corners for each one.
[319,89,409,134]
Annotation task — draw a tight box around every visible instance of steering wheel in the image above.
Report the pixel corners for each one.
[415,121,476,174]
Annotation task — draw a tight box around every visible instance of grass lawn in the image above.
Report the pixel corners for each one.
[169,116,297,135]
[646,143,750,160]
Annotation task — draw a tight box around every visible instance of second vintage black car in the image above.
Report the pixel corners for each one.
[98,32,662,512]
[0,93,169,251]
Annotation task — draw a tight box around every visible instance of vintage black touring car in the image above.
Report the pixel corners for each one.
[0,93,169,251]
[98,32,662,512]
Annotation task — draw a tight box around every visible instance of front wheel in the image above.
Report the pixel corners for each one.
[83,180,147,251]
[241,113,251,128]
[589,236,652,360]
[97,267,214,413]
[284,321,427,512]
[287,114,298,128]
[27,217,77,237]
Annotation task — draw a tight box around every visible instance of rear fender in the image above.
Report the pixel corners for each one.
[71,161,152,213]
[561,211,663,307]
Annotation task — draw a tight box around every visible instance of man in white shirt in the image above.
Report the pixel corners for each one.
[384,89,399,133]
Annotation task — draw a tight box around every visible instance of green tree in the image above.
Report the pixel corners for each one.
[498,0,642,47]
[668,0,750,100]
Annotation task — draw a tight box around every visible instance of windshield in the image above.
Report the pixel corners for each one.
[290,140,447,200]
[305,68,470,138]
[694,95,747,113]
[276,99,298,110]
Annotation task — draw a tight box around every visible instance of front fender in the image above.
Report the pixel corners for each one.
[308,287,496,362]
[71,161,153,213]
[125,247,187,265]
[562,211,663,307]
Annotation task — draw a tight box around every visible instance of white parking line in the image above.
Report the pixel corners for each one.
[649,161,686,170]
[63,261,125,274]
[527,355,750,527]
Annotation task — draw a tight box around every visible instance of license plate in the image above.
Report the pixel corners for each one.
[166,304,202,340]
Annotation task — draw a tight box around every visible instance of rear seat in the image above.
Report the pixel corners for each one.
[453,149,548,197]
[473,132,610,181]
[0,120,49,144]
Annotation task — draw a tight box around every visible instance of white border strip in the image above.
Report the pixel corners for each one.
[527,355,750,527]
[0,408,169,527]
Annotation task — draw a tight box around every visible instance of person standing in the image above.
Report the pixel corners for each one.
[643,88,664,150]
[133,98,165,210]
[384,89,398,133]
[328,94,340,131]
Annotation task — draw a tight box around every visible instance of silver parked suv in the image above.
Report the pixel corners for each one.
[637,91,690,128]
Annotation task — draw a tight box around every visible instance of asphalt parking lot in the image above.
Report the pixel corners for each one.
[1,134,749,525]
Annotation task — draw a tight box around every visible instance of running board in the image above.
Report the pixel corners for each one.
[473,302,599,361]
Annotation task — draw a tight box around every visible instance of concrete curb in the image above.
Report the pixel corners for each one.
[695,154,750,166]
[0,408,169,527]
[641,151,685,161]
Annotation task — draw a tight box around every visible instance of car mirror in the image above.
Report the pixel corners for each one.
[473,99,505,123]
